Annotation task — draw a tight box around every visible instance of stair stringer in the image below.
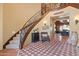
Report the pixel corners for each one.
[23,12,51,48]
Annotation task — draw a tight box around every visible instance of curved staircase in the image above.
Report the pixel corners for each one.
[3,4,75,49]
[3,10,49,49]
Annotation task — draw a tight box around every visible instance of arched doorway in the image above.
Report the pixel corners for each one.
[50,16,70,43]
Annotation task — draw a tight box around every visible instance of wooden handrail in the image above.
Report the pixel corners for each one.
[20,11,49,48]
[20,20,40,49]
[22,10,41,29]
[3,5,63,49]
[3,23,32,49]
[19,5,79,49]
[3,8,49,49]
[3,10,41,49]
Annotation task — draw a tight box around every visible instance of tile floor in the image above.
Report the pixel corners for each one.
[18,35,79,56]
[0,34,79,56]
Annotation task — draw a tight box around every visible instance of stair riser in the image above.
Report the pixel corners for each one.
[6,46,19,49]
[10,39,20,43]
[10,41,20,44]
[6,43,20,49]
[13,37,20,40]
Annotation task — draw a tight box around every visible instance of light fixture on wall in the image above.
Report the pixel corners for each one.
[43,21,47,25]
[75,15,79,24]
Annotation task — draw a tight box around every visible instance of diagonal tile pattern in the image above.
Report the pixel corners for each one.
[0,35,79,56]
[18,38,79,56]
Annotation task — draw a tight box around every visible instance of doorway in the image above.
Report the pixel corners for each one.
[50,16,70,43]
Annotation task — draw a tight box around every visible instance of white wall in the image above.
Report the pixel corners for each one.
[50,6,79,36]
[0,4,3,50]
[3,3,41,44]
